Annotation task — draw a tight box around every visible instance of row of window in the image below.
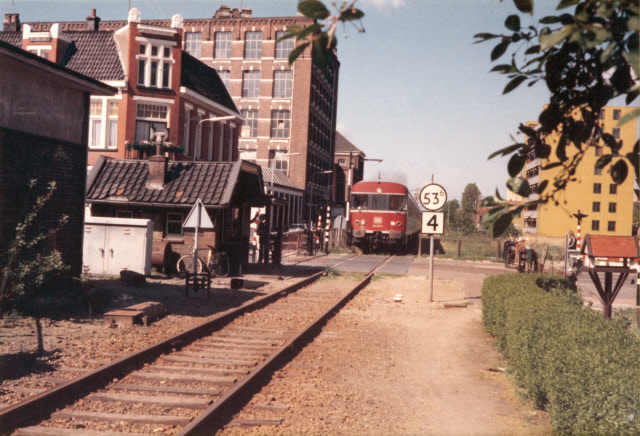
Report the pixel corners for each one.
[184,31,295,60]
[241,70,292,98]
[237,149,291,174]
[591,220,617,232]
[240,109,290,138]
[592,202,617,213]
[593,183,618,194]
[598,108,622,120]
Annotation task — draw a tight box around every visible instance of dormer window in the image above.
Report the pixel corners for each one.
[136,40,174,89]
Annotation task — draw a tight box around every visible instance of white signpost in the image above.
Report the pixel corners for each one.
[183,198,214,277]
[420,184,447,302]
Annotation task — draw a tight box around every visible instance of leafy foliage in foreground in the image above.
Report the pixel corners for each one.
[476,0,639,236]
[279,0,365,68]
[482,274,640,434]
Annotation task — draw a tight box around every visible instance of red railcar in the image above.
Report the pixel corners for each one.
[349,180,422,253]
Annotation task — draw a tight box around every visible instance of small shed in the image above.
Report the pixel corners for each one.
[86,156,270,271]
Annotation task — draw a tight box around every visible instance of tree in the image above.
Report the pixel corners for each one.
[0,180,68,354]
[458,184,482,234]
[443,199,461,232]
[475,0,638,236]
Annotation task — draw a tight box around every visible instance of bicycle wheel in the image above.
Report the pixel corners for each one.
[210,253,230,277]
[176,255,204,274]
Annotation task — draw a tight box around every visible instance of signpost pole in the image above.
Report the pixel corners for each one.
[429,234,435,302]
[419,183,447,304]
[193,202,200,278]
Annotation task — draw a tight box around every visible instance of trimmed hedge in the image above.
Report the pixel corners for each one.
[482,274,640,435]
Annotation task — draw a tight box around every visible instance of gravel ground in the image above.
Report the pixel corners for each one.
[1,268,551,435]
[0,274,298,408]
[219,274,551,436]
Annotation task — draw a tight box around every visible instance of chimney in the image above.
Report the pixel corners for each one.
[3,13,20,32]
[86,9,100,31]
[214,5,231,19]
[240,8,252,18]
[147,155,168,190]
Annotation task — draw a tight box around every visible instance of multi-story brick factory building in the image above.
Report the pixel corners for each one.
[5,5,340,224]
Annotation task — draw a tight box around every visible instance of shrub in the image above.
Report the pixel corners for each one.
[482,274,640,435]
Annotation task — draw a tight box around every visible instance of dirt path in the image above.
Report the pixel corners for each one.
[222,274,551,435]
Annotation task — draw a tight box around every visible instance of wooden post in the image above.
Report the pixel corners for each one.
[457,239,461,258]
[497,241,501,260]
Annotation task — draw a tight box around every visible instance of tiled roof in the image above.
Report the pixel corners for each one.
[581,234,639,259]
[335,131,365,156]
[62,31,124,81]
[261,168,301,190]
[181,51,238,113]
[87,158,240,207]
[0,31,21,47]
[0,30,125,81]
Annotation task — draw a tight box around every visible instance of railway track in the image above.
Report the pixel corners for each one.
[2,255,391,436]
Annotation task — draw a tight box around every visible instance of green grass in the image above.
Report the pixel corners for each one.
[432,237,503,262]
[319,271,365,282]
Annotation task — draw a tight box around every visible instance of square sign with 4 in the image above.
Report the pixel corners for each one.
[422,211,444,235]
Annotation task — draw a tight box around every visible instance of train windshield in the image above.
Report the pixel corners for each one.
[351,194,407,211]
[389,195,407,211]
[352,194,369,210]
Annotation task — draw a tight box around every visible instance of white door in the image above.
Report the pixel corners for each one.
[105,225,144,274]
[83,223,107,275]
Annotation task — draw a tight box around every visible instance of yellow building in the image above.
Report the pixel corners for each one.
[520,106,636,238]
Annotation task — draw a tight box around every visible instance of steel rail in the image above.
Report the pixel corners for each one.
[0,271,325,435]
[180,255,391,435]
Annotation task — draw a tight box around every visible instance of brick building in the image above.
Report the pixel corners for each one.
[0,39,115,277]
[5,5,340,223]
[1,9,242,168]
[333,132,366,217]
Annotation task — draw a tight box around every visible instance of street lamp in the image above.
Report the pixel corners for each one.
[193,115,237,162]
[308,170,332,229]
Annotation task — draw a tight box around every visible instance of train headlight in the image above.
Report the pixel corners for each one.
[355,219,360,225]
[397,221,402,227]
[361,219,365,225]
[390,221,396,226]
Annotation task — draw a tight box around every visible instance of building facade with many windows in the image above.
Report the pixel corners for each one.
[8,6,340,226]
[2,9,242,168]
[519,106,636,237]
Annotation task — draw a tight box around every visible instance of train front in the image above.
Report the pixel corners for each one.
[349,181,410,252]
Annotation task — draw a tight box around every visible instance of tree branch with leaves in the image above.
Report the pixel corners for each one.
[279,0,365,68]
[475,0,638,236]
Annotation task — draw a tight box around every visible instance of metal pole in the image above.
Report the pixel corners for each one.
[564,232,568,275]
[429,234,435,302]
[193,203,200,278]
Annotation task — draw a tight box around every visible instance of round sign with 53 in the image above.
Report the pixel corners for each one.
[419,184,447,211]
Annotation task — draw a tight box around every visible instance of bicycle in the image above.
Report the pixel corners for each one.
[176,245,230,277]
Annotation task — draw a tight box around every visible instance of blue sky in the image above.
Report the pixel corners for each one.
[1,0,630,200]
